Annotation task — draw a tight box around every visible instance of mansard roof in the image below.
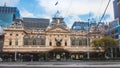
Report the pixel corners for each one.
[22,18,50,30]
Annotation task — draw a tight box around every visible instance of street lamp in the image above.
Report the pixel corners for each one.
[14,38,18,62]
[30,55,33,62]
[14,46,17,61]
[62,52,65,60]
[87,34,90,59]
[18,53,21,61]
[87,20,90,59]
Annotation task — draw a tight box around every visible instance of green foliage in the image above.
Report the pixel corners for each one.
[92,37,118,49]
[100,37,117,48]
[92,39,102,47]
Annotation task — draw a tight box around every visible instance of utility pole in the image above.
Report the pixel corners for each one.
[14,38,18,62]
[87,36,90,59]
[14,45,17,61]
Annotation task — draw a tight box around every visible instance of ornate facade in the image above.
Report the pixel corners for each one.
[2,17,104,61]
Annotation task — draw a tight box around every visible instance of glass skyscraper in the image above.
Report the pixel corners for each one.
[113,0,119,19]
[0,6,20,27]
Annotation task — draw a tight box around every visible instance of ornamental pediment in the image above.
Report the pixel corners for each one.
[46,26,70,33]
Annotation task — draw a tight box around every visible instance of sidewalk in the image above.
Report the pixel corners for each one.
[0,61,120,65]
[0,62,120,68]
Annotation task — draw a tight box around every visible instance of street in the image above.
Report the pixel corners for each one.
[0,61,120,68]
[0,65,120,68]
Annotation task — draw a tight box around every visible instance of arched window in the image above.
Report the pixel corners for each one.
[33,39,36,45]
[71,38,75,46]
[75,38,79,46]
[40,36,46,45]
[82,38,87,46]
[35,37,39,45]
[79,39,82,46]
[26,36,32,45]
[36,38,41,45]
[23,36,29,45]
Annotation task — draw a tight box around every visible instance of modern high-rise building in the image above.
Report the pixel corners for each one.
[117,0,120,23]
[0,6,20,27]
[104,19,120,57]
[113,0,119,19]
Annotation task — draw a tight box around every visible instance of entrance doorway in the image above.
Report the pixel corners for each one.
[48,49,69,61]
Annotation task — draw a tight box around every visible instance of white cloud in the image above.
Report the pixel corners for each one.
[21,9,35,18]
[0,0,114,28]
[64,15,82,28]
[0,0,19,6]
[36,14,51,19]
[37,0,114,27]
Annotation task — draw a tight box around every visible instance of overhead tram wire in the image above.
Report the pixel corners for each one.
[96,0,111,29]
[54,0,73,19]
[64,0,72,17]
[96,0,104,22]
[63,0,81,24]
[88,0,104,30]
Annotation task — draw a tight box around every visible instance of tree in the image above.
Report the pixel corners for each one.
[92,39,101,46]
[100,37,118,58]
[92,39,102,50]
[101,37,117,48]
[92,37,118,58]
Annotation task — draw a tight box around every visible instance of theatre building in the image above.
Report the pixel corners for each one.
[2,16,104,61]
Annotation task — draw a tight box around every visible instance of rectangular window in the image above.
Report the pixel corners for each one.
[15,40,18,45]
[49,41,52,46]
[65,42,67,46]
[79,40,82,46]
[9,40,12,46]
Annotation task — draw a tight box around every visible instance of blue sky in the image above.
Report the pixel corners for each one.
[0,0,114,28]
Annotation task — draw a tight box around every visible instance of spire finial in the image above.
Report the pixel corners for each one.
[54,10,60,17]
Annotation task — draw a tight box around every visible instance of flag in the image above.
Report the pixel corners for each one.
[55,1,58,6]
